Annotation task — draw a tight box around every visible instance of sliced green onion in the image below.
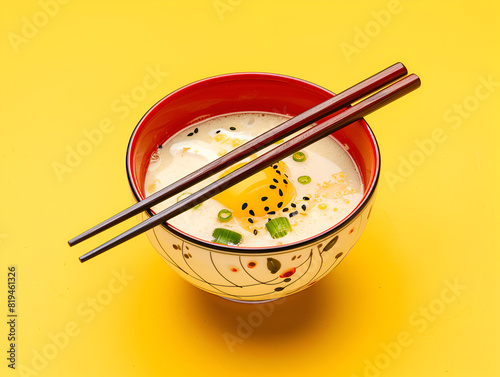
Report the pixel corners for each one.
[265,217,293,239]
[293,151,306,162]
[217,209,233,222]
[212,228,242,246]
[177,192,202,209]
[297,175,311,185]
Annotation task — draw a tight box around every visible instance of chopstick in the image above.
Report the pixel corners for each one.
[69,62,407,248]
[77,72,420,262]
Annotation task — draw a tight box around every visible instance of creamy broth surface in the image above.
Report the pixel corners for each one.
[145,113,363,247]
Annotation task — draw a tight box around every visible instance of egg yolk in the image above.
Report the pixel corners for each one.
[215,161,296,218]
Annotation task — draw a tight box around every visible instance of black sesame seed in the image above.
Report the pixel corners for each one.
[276,170,281,175]
[194,128,199,134]
[158,145,163,149]
[261,196,268,201]
[216,130,221,134]
[283,179,288,184]
[289,211,299,218]
[282,208,289,212]
[267,211,276,215]
[253,229,258,235]
[273,164,278,169]
[277,202,283,208]
[242,203,248,210]
[187,132,194,137]
[301,204,307,211]
[249,209,255,216]
[267,218,271,222]
[264,206,269,211]
[303,196,310,200]
[269,185,277,189]
[273,178,279,183]
[291,203,296,208]
[284,174,289,178]
[248,218,254,223]
[230,126,236,130]
[278,189,283,197]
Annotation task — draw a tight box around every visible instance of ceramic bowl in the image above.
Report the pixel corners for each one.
[126,73,380,303]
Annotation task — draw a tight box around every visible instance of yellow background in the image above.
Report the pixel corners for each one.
[1,0,499,376]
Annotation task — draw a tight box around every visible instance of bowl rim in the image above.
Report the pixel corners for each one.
[126,72,381,255]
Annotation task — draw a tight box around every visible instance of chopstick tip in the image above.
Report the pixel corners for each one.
[79,253,91,263]
[393,62,407,74]
[407,73,422,87]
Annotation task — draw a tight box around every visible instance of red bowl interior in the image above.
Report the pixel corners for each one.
[126,72,380,249]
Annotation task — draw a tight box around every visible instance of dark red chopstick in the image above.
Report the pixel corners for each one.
[78,73,420,262]
[68,62,407,247]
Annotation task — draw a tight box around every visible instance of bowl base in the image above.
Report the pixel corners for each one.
[221,297,281,304]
